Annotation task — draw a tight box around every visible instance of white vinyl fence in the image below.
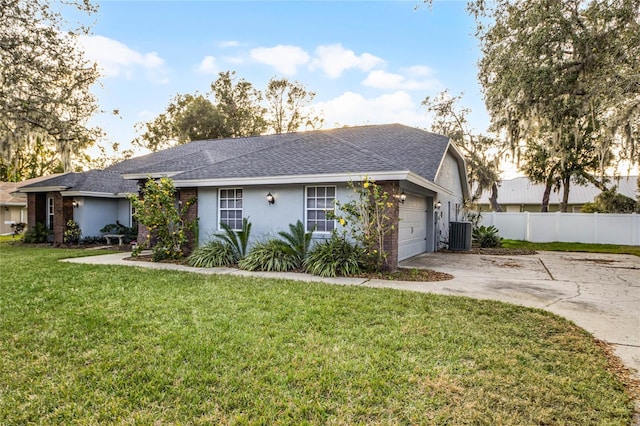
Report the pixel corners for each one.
[479,212,640,246]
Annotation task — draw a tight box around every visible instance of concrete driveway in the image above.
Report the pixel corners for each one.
[396,251,640,383]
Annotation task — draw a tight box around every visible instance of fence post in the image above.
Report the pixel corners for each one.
[633,213,638,246]
[525,211,531,242]
[592,212,598,244]
[555,211,561,242]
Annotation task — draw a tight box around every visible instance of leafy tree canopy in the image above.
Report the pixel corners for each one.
[134,72,323,152]
[0,0,101,180]
[423,90,504,211]
[469,0,640,211]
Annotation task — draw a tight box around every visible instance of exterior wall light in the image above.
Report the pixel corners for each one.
[435,200,442,209]
[399,191,407,204]
[266,192,275,205]
[72,200,79,208]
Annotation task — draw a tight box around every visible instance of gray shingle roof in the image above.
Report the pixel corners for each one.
[141,124,451,182]
[174,125,449,181]
[19,170,137,194]
[17,124,456,194]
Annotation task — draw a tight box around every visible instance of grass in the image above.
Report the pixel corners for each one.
[0,234,21,243]
[503,239,640,257]
[0,244,634,424]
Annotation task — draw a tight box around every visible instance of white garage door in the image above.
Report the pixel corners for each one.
[398,195,427,261]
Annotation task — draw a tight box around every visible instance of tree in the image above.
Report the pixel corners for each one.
[129,177,196,261]
[210,71,267,138]
[264,77,323,134]
[0,133,64,181]
[134,94,225,151]
[135,71,270,151]
[581,187,639,213]
[79,142,135,170]
[423,90,504,211]
[471,0,640,212]
[1,0,101,178]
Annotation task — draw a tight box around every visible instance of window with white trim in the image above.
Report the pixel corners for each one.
[130,204,138,229]
[305,186,336,232]
[47,197,54,230]
[219,188,243,230]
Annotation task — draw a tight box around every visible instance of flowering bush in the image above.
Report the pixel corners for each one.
[128,177,196,261]
[63,220,82,244]
[331,177,397,272]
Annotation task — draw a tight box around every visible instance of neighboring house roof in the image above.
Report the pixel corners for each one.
[478,176,638,205]
[18,170,138,196]
[0,174,64,205]
[15,124,468,198]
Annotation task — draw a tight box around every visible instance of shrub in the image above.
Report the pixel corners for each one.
[21,222,50,244]
[100,221,138,243]
[304,235,362,277]
[239,239,299,272]
[63,220,82,244]
[472,225,502,248]
[80,236,105,245]
[10,222,26,235]
[187,240,236,268]
[277,220,315,269]
[128,177,196,261]
[216,218,251,260]
[331,177,397,272]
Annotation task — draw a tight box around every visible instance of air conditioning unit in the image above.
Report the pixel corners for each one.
[449,221,472,251]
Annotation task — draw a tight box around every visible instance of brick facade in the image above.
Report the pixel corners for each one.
[27,193,37,230]
[179,187,198,255]
[379,181,400,271]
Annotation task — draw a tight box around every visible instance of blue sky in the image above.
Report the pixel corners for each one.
[79,1,489,156]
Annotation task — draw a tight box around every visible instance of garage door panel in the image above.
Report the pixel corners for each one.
[398,195,427,261]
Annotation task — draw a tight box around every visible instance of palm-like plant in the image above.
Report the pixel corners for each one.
[277,220,315,268]
[215,218,252,260]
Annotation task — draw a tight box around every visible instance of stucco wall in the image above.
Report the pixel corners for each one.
[117,199,133,227]
[434,152,467,249]
[197,183,353,247]
[73,197,121,237]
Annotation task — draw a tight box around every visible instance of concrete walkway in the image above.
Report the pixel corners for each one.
[63,250,640,381]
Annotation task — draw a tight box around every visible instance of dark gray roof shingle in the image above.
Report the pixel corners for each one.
[19,170,137,194]
[170,124,451,181]
[18,124,455,194]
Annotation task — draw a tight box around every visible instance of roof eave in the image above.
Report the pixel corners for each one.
[62,191,134,199]
[172,170,450,195]
[17,186,69,193]
[122,172,183,180]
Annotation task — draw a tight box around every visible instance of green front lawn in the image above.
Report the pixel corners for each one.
[0,245,634,424]
[503,239,640,257]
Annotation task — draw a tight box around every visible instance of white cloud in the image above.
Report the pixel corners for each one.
[310,44,385,79]
[198,55,218,74]
[218,40,240,48]
[250,45,310,76]
[362,69,441,91]
[222,55,244,65]
[79,35,169,84]
[313,91,425,129]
